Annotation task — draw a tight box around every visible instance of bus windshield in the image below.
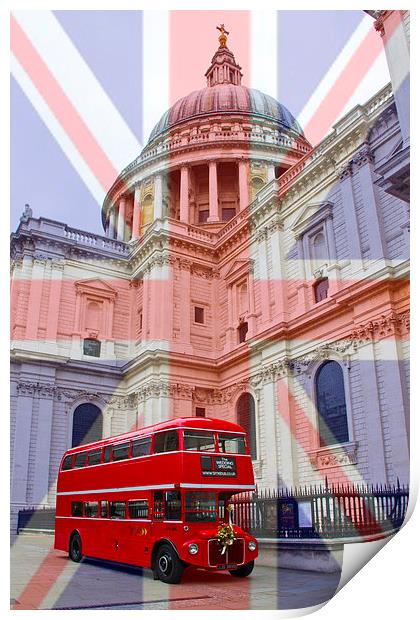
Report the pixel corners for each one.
[184,491,221,522]
[218,433,246,455]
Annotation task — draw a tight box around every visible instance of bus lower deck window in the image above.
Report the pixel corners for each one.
[100,501,108,518]
[71,501,83,517]
[218,434,246,455]
[165,491,181,520]
[128,500,149,519]
[185,491,218,522]
[84,501,98,517]
[109,502,126,519]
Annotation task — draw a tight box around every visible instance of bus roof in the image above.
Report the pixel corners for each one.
[64,417,246,455]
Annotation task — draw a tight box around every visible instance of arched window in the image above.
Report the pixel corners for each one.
[238,321,248,344]
[314,278,329,303]
[72,403,103,447]
[236,393,257,460]
[311,231,327,269]
[315,361,349,446]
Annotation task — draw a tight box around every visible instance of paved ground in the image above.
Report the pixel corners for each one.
[11,533,341,611]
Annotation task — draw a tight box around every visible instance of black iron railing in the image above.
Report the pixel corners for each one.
[231,481,409,539]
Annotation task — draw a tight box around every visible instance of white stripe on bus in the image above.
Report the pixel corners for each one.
[56,482,255,496]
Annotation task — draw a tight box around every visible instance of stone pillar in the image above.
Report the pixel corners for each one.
[33,386,55,504]
[354,153,386,262]
[295,237,309,314]
[269,221,287,322]
[257,230,271,325]
[267,164,276,182]
[117,195,126,241]
[179,260,192,351]
[225,284,235,350]
[132,186,141,239]
[45,260,64,344]
[154,174,163,220]
[11,386,34,504]
[180,166,189,223]
[160,258,173,345]
[358,340,387,483]
[262,378,279,488]
[25,258,46,341]
[338,167,362,263]
[109,207,116,239]
[208,161,219,222]
[238,160,249,211]
[276,370,297,487]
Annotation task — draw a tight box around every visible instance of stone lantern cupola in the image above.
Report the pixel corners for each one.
[205,25,243,86]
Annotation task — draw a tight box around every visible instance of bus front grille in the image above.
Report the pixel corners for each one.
[208,538,244,567]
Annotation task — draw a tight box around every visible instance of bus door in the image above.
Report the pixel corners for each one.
[151,490,183,545]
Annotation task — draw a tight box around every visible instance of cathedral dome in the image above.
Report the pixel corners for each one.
[148,84,304,143]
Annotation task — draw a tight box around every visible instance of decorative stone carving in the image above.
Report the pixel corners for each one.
[308,442,358,470]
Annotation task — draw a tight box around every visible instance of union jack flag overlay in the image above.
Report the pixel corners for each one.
[10,10,410,611]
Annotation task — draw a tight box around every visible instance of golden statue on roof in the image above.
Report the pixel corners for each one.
[217,24,229,48]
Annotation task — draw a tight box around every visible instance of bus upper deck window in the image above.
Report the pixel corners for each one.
[154,431,179,453]
[112,442,129,461]
[183,431,215,452]
[132,437,151,457]
[61,455,73,470]
[87,449,102,466]
[74,452,87,468]
[103,445,112,463]
[218,434,246,455]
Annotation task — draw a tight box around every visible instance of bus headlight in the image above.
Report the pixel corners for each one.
[248,541,257,551]
[188,543,199,555]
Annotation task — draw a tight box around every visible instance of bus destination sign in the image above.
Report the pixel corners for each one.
[200,455,237,477]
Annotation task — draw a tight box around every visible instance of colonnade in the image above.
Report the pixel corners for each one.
[106,159,271,240]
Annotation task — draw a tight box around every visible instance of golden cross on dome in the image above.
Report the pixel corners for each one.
[217,24,229,47]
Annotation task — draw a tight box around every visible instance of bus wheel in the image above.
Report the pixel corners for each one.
[69,533,83,563]
[229,560,254,578]
[155,544,185,584]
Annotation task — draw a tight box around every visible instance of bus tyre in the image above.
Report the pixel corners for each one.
[229,560,254,578]
[69,533,83,563]
[155,544,185,584]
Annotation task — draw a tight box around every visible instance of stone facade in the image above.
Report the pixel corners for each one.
[10,17,410,530]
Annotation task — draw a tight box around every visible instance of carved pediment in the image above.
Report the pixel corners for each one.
[75,278,118,299]
[291,201,333,238]
[224,258,254,285]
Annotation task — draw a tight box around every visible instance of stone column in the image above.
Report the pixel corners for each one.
[117,195,126,241]
[141,268,150,344]
[269,221,287,322]
[295,236,309,314]
[33,385,55,504]
[358,340,387,483]
[25,258,46,341]
[257,230,271,325]
[354,152,386,262]
[45,260,64,345]
[338,166,363,264]
[11,385,34,504]
[179,260,192,350]
[180,166,189,223]
[154,174,163,220]
[238,160,249,211]
[208,161,219,222]
[262,378,279,488]
[109,207,116,239]
[132,186,141,239]
[276,370,297,487]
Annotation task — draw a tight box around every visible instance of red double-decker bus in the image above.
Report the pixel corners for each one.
[55,417,258,583]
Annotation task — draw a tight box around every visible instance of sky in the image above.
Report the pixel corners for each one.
[10,10,391,235]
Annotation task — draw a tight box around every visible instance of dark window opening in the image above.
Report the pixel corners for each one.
[84,501,98,518]
[198,210,209,223]
[74,452,87,468]
[112,442,130,461]
[153,430,179,453]
[109,501,126,519]
[222,208,236,221]
[238,321,248,343]
[71,403,102,448]
[275,165,289,179]
[195,407,206,418]
[131,437,151,458]
[314,278,329,303]
[87,449,102,466]
[165,491,181,520]
[71,501,83,517]
[100,501,108,518]
[83,338,101,357]
[316,361,349,447]
[61,455,73,471]
[194,306,204,324]
[128,500,149,519]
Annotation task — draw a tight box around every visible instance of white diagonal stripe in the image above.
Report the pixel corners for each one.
[13,10,142,172]
[250,10,277,97]
[11,54,104,206]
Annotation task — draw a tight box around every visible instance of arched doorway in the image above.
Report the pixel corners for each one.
[236,393,257,460]
[71,403,103,447]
